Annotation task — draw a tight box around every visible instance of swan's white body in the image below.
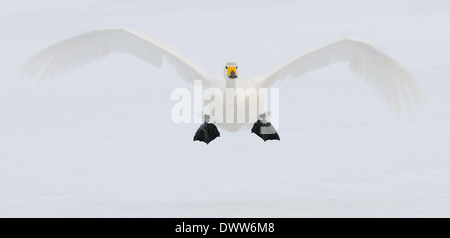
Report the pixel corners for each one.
[23,28,423,132]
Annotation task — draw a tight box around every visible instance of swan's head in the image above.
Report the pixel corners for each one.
[224,62,238,80]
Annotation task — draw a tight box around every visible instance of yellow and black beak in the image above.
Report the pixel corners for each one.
[227,66,238,79]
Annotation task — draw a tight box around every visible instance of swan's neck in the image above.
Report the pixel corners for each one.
[226,78,236,89]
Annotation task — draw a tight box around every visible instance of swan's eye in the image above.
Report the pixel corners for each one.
[236,66,238,69]
[225,66,228,69]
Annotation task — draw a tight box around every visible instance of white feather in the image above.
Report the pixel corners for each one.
[22,28,221,87]
[23,29,424,132]
[251,38,424,112]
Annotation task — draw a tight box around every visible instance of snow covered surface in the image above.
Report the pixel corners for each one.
[1,0,450,217]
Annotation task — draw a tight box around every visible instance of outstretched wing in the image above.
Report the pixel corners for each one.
[251,38,424,111]
[23,28,221,87]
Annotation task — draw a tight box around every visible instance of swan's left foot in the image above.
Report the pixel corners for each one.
[193,114,220,144]
[251,113,280,142]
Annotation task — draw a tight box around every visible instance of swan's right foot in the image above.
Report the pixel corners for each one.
[193,114,220,144]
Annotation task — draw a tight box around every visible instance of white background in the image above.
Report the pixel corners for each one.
[1,0,449,217]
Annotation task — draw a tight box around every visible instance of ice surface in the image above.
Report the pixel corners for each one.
[1,0,450,217]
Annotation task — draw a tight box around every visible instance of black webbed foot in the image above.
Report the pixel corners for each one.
[251,113,280,142]
[193,114,220,144]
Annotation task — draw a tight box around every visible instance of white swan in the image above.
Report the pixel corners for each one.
[23,28,423,132]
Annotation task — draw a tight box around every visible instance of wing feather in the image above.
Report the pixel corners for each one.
[23,28,220,87]
[252,38,424,111]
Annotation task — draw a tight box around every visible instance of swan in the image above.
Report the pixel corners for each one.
[23,28,424,137]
